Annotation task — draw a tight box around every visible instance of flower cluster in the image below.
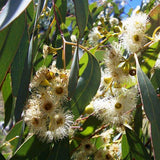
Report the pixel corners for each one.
[24,63,73,142]
[92,42,138,127]
[120,12,148,53]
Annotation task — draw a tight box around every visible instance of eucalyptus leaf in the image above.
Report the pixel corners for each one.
[2,74,13,127]
[70,53,101,119]
[125,127,151,160]
[68,48,79,98]
[73,0,89,39]
[10,135,49,160]
[135,54,160,160]
[0,0,32,30]
[0,13,25,87]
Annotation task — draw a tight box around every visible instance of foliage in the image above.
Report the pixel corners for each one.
[0,0,160,159]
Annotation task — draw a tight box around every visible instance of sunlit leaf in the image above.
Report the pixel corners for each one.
[121,134,131,160]
[70,53,101,119]
[78,116,102,137]
[146,4,160,37]
[139,41,160,76]
[151,69,160,89]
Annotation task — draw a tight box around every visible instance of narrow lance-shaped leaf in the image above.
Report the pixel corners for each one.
[2,73,13,127]
[70,53,101,119]
[47,138,70,160]
[6,121,23,153]
[125,127,151,160]
[73,0,89,39]
[14,0,44,122]
[0,0,32,30]
[68,48,79,98]
[10,135,50,160]
[121,134,131,160]
[11,26,29,97]
[0,13,25,87]
[135,54,160,160]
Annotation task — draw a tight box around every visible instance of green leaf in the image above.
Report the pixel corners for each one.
[10,135,49,160]
[79,116,102,137]
[0,0,32,30]
[121,134,131,160]
[134,104,142,137]
[0,13,25,87]
[125,127,151,160]
[70,53,101,119]
[55,0,67,23]
[135,54,160,124]
[73,0,89,39]
[2,74,13,127]
[135,54,160,160]
[139,41,160,76]
[151,122,160,160]
[146,4,160,37]
[47,138,70,160]
[11,26,29,96]
[151,69,160,89]
[68,48,79,98]
[6,121,23,153]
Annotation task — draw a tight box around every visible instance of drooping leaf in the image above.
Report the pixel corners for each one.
[10,135,50,160]
[47,138,70,160]
[151,69,160,89]
[139,41,160,76]
[68,48,79,98]
[11,26,29,97]
[0,13,25,87]
[146,4,160,37]
[54,0,67,23]
[121,134,131,160]
[2,73,13,127]
[14,0,43,122]
[135,54,160,160]
[151,122,160,160]
[0,0,32,30]
[125,127,151,160]
[73,0,89,39]
[70,53,101,119]
[135,54,160,125]
[134,103,142,137]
